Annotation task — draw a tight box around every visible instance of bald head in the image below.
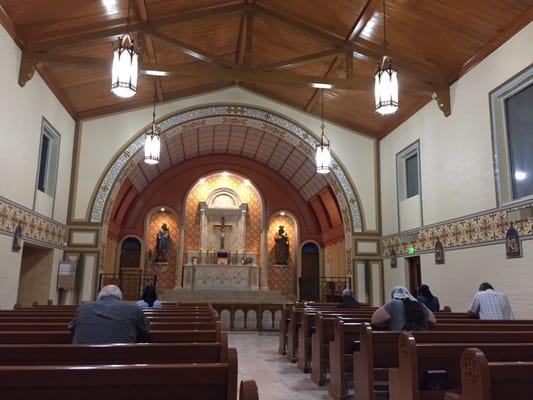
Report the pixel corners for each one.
[97,285,123,301]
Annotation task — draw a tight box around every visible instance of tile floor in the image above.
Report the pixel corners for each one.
[229,332,331,400]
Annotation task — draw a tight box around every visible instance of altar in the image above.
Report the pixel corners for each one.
[182,264,260,290]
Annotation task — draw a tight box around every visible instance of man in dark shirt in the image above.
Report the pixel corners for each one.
[69,285,150,344]
[337,289,361,308]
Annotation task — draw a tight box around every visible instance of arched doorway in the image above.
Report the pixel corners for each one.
[119,237,141,270]
[300,242,319,301]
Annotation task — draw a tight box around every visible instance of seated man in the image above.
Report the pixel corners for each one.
[69,285,150,344]
[468,282,514,320]
[337,288,361,308]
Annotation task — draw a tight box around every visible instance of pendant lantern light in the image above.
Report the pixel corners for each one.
[374,0,398,115]
[315,90,332,174]
[111,1,138,98]
[144,88,160,165]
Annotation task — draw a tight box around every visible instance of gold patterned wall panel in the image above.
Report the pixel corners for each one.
[325,240,346,276]
[268,215,297,295]
[184,174,262,263]
[145,211,178,290]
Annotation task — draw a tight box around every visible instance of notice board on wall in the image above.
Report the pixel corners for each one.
[57,262,76,290]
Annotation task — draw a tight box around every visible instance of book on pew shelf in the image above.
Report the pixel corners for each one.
[422,369,448,390]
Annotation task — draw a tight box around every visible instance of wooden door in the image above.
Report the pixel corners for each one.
[300,243,320,301]
[407,256,421,296]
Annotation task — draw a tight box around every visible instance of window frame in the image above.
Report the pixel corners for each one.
[33,117,61,213]
[396,141,421,201]
[490,65,533,206]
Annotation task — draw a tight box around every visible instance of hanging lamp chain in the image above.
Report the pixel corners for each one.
[321,90,325,140]
[382,0,388,54]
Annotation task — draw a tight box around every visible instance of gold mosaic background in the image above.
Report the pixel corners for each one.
[184,174,262,263]
[268,215,296,295]
[146,211,178,290]
[383,202,533,256]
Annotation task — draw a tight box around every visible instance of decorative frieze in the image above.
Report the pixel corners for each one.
[382,201,533,256]
[0,196,66,248]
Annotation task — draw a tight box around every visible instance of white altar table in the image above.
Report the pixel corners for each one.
[182,264,260,290]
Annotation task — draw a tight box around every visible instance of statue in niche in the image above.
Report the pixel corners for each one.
[12,222,22,252]
[435,237,445,264]
[274,225,290,265]
[155,223,170,262]
[505,222,521,259]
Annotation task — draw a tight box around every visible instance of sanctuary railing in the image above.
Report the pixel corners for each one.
[98,273,157,300]
[319,276,352,303]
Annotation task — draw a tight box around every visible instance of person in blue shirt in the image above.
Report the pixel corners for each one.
[417,284,440,312]
[136,285,162,308]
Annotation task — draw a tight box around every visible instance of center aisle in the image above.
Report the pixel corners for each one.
[229,332,330,400]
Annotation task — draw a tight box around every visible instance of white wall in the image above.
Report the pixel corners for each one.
[0,24,75,308]
[381,22,533,235]
[75,87,378,231]
[381,22,533,315]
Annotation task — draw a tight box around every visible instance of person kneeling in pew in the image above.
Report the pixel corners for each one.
[371,286,436,330]
[69,285,150,344]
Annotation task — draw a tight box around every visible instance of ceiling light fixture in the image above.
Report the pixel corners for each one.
[111,0,138,98]
[315,90,332,174]
[311,83,333,89]
[374,0,398,115]
[144,85,160,164]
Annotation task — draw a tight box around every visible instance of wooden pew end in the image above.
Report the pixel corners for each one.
[240,379,259,400]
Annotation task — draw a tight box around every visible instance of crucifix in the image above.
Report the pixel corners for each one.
[213,216,233,250]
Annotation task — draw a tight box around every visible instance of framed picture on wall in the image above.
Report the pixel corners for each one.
[505,223,522,259]
[435,238,445,264]
[390,249,397,268]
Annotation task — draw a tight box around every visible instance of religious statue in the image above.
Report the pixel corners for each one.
[274,225,290,265]
[505,222,521,259]
[213,217,233,250]
[12,222,22,252]
[434,237,445,264]
[155,223,170,262]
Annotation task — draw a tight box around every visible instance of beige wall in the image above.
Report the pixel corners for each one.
[17,245,54,306]
[381,23,533,316]
[0,25,75,308]
[74,87,378,232]
[324,241,346,276]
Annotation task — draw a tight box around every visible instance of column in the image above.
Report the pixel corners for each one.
[199,202,208,251]
[238,203,248,252]
[174,222,185,289]
[260,226,269,290]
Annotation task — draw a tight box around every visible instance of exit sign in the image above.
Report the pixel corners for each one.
[407,246,415,254]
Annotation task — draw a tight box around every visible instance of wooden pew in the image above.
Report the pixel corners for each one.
[0,341,229,365]
[0,356,244,400]
[328,320,365,400]
[390,333,533,400]
[297,309,373,372]
[0,321,217,331]
[354,324,533,400]
[0,328,223,344]
[444,348,533,400]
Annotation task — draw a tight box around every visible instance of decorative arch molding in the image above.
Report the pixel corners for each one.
[90,104,364,236]
[206,187,242,209]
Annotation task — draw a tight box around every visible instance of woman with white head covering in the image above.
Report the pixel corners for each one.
[371,285,436,330]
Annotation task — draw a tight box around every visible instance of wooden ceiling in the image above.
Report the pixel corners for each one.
[1,0,532,138]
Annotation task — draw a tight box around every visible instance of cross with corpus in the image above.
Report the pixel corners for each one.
[213,216,233,250]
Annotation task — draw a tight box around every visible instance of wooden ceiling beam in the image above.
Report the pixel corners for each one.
[26,3,248,53]
[145,29,234,68]
[244,11,254,68]
[348,0,381,40]
[253,3,444,89]
[135,0,164,102]
[0,3,24,48]
[255,48,345,72]
[140,62,371,91]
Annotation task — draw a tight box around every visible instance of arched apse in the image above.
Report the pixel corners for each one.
[90,104,366,272]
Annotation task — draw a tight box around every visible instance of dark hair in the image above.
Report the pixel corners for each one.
[141,285,158,307]
[418,284,434,301]
[402,299,429,331]
[479,282,494,291]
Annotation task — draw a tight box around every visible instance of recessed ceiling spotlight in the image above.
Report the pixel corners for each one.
[160,207,165,212]
[280,211,286,216]
[199,177,206,184]
[243,179,251,186]
[221,171,229,177]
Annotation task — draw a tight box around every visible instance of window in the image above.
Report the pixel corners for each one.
[505,84,533,199]
[396,141,420,200]
[405,153,419,198]
[490,66,533,204]
[36,118,60,197]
